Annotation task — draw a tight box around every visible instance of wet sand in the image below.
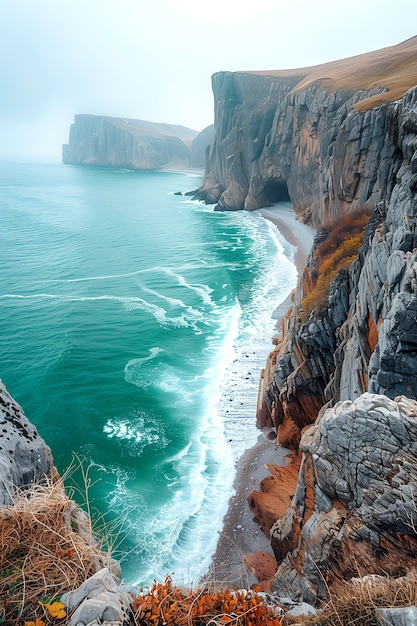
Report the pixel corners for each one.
[204,205,314,587]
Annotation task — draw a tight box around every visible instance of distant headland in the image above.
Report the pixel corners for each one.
[62,114,213,170]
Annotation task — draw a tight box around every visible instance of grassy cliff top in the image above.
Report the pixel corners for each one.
[243,35,417,110]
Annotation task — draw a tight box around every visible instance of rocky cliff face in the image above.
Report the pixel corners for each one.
[62,115,211,170]
[257,81,417,450]
[0,380,53,505]
[198,37,417,227]
[198,37,417,602]
[270,393,417,603]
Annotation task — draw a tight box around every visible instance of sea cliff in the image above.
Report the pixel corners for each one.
[3,35,417,621]
[62,114,213,170]
[197,36,417,601]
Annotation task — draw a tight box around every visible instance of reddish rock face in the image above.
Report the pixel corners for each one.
[242,552,277,581]
[247,458,301,538]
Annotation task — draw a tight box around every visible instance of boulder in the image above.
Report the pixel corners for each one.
[61,567,131,626]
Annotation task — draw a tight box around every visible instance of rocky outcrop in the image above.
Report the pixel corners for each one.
[256,82,417,448]
[270,394,417,603]
[62,115,210,171]
[0,380,53,505]
[198,38,417,604]
[0,381,129,624]
[197,37,417,227]
[62,568,131,626]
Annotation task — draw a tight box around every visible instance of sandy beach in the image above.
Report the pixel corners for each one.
[205,205,315,587]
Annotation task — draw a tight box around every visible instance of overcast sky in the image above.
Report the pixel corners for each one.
[1,0,416,162]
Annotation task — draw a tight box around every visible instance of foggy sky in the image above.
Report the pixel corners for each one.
[1,0,416,162]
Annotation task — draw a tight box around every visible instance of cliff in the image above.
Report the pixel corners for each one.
[198,37,417,602]
[0,380,130,625]
[62,115,211,170]
[197,36,417,227]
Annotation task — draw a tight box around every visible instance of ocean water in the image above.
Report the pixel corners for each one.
[0,162,297,586]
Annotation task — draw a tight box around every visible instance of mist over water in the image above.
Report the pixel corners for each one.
[0,163,297,586]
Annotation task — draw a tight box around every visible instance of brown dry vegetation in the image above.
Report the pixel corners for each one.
[300,210,370,322]
[244,36,417,111]
[296,571,417,626]
[131,577,283,626]
[0,478,110,625]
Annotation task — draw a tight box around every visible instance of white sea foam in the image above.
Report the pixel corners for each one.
[114,301,240,587]
[34,262,235,285]
[209,208,298,463]
[103,409,169,457]
[139,285,205,321]
[124,347,164,372]
[162,268,214,306]
[103,203,298,586]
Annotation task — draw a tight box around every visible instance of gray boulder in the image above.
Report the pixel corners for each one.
[61,567,131,626]
[270,393,417,603]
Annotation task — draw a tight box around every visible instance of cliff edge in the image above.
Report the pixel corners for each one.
[198,37,417,602]
[197,36,417,227]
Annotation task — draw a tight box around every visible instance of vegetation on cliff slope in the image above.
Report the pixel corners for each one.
[0,475,111,625]
[305,571,417,626]
[300,210,370,322]
[0,474,284,626]
[131,578,282,626]
[249,36,417,112]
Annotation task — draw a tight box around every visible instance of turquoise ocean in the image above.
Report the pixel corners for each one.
[0,162,297,587]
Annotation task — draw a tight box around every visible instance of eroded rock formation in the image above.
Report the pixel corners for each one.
[271,394,417,602]
[62,115,211,171]
[198,37,417,602]
[257,82,417,450]
[197,36,417,227]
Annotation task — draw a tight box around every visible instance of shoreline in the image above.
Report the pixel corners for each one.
[205,205,315,587]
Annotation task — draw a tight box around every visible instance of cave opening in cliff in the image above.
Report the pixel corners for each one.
[264,179,291,204]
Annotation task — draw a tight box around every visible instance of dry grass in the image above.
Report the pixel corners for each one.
[243,35,417,111]
[299,210,369,322]
[0,476,110,624]
[293,571,417,626]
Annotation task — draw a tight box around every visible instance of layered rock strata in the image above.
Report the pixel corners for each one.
[197,37,417,602]
[197,37,417,225]
[271,393,417,602]
[63,115,211,170]
[257,81,417,450]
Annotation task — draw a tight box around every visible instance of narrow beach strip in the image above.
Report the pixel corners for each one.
[205,204,315,587]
